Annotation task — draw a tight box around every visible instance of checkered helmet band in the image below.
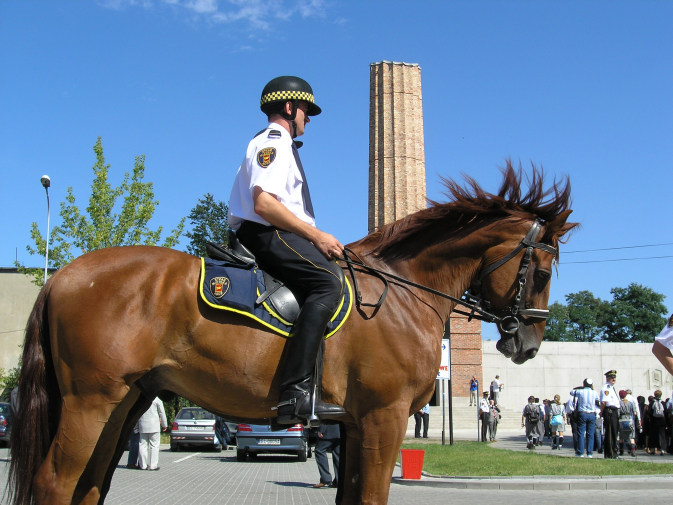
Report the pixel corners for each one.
[260,90,316,107]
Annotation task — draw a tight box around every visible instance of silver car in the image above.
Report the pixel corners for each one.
[236,423,311,462]
[170,407,221,452]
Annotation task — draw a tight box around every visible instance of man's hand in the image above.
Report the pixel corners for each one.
[253,187,343,259]
[311,229,344,259]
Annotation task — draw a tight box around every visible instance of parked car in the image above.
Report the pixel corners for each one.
[236,423,311,462]
[0,402,12,447]
[170,407,221,452]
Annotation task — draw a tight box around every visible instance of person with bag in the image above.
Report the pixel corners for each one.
[521,396,540,449]
[549,394,566,450]
[618,390,637,457]
[648,390,667,455]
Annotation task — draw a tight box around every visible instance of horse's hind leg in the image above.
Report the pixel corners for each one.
[93,387,152,503]
[33,390,136,505]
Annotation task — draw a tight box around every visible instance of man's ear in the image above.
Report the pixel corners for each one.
[283,101,294,116]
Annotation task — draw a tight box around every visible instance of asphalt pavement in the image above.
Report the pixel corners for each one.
[1,430,672,505]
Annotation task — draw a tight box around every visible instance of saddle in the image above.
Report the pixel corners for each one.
[200,233,351,338]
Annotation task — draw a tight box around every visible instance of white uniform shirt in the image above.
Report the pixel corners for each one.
[228,122,315,231]
[654,314,673,350]
[491,379,501,392]
[479,398,490,414]
[599,382,620,408]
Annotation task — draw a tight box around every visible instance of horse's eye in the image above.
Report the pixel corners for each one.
[534,269,551,289]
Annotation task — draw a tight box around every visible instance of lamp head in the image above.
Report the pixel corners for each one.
[40,175,51,188]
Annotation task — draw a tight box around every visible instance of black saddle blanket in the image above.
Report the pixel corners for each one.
[199,257,352,338]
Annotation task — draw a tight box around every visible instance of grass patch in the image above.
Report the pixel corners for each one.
[400,441,673,476]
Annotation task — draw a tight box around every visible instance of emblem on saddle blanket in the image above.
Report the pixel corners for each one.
[199,257,352,338]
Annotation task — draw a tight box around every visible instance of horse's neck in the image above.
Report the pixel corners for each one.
[357,230,489,320]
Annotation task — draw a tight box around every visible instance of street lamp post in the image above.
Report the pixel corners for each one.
[41,175,51,284]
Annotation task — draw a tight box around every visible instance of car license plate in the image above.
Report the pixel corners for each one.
[259,439,281,445]
[184,426,205,431]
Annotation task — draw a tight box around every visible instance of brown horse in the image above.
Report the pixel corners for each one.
[9,163,576,505]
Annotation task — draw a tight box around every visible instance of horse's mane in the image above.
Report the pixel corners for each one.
[364,160,575,261]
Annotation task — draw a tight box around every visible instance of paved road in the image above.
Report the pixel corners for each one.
[1,433,672,505]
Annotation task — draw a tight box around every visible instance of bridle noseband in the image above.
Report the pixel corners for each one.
[340,219,558,335]
[463,219,558,334]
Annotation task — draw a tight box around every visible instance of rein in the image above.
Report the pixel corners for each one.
[338,219,558,334]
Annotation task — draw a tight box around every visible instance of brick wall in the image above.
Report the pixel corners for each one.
[449,312,483,397]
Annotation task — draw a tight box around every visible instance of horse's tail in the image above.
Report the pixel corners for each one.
[7,280,61,505]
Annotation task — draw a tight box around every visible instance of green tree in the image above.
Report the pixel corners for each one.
[17,138,185,285]
[601,283,667,343]
[0,365,20,401]
[565,291,608,342]
[183,193,229,257]
[542,301,570,341]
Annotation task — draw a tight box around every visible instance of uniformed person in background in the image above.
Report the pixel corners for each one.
[599,370,620,459]
[228,76,346,424]
[652,314,673,376]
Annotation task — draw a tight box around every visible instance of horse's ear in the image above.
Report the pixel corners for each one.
[546,210,577,239]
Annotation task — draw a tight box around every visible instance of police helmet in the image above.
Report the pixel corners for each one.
[260,76,321,117]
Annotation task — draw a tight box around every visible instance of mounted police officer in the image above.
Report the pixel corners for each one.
[228,76,346,424]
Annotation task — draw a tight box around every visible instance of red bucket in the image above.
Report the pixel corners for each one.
[400,449,424,479]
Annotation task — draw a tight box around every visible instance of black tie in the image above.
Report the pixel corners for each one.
[292,142,314,219]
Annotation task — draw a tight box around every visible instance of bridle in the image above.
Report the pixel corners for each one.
[340,219,558,335]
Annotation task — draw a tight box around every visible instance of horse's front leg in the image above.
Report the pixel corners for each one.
[354,407,409,505]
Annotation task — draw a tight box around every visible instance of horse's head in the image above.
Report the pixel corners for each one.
[477,211,575,364]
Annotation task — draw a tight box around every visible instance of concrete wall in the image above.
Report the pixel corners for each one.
[481,340,672,409]
[0,270,40,371]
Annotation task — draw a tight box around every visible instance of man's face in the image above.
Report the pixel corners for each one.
[607,376,617,385]
[293,101,311,137]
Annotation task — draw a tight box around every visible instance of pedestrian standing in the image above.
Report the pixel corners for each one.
[312,424,340,488]
[569,378,599,458]
[138,397,167,471]
[414,403,430,439]
[126,421,140,469]
[600,370,620,459]
[488,399,500,442]
[521,396,540,449]
[490,375,503,405]
[479,392,490,442]
[469,376,479,406]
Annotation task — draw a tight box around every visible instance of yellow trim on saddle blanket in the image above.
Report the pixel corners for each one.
[198,257,352,339]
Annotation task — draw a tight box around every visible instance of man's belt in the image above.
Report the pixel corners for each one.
[606,406,619,412]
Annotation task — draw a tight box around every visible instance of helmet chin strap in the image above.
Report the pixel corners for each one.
[281,100,298,138]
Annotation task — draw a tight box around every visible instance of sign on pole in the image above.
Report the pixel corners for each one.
[437,338,450,380]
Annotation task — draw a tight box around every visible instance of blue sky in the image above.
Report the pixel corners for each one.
[1,1,671,340]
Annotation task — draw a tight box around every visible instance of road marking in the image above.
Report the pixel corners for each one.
[173,452,201,463]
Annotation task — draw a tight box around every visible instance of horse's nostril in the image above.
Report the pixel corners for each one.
[525,348,538,360]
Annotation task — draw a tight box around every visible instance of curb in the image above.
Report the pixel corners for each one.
[392,473,673,490]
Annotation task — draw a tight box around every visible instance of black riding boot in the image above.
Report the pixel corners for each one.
[275,302,346,425]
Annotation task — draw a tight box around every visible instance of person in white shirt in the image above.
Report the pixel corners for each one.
[137,397,167,471]
[479,392,490,442]
[490,375,503,405]
[599,370,621,459]
[228,76,345,425]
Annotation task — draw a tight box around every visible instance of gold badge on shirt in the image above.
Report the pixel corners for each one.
[257,147,276,168]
